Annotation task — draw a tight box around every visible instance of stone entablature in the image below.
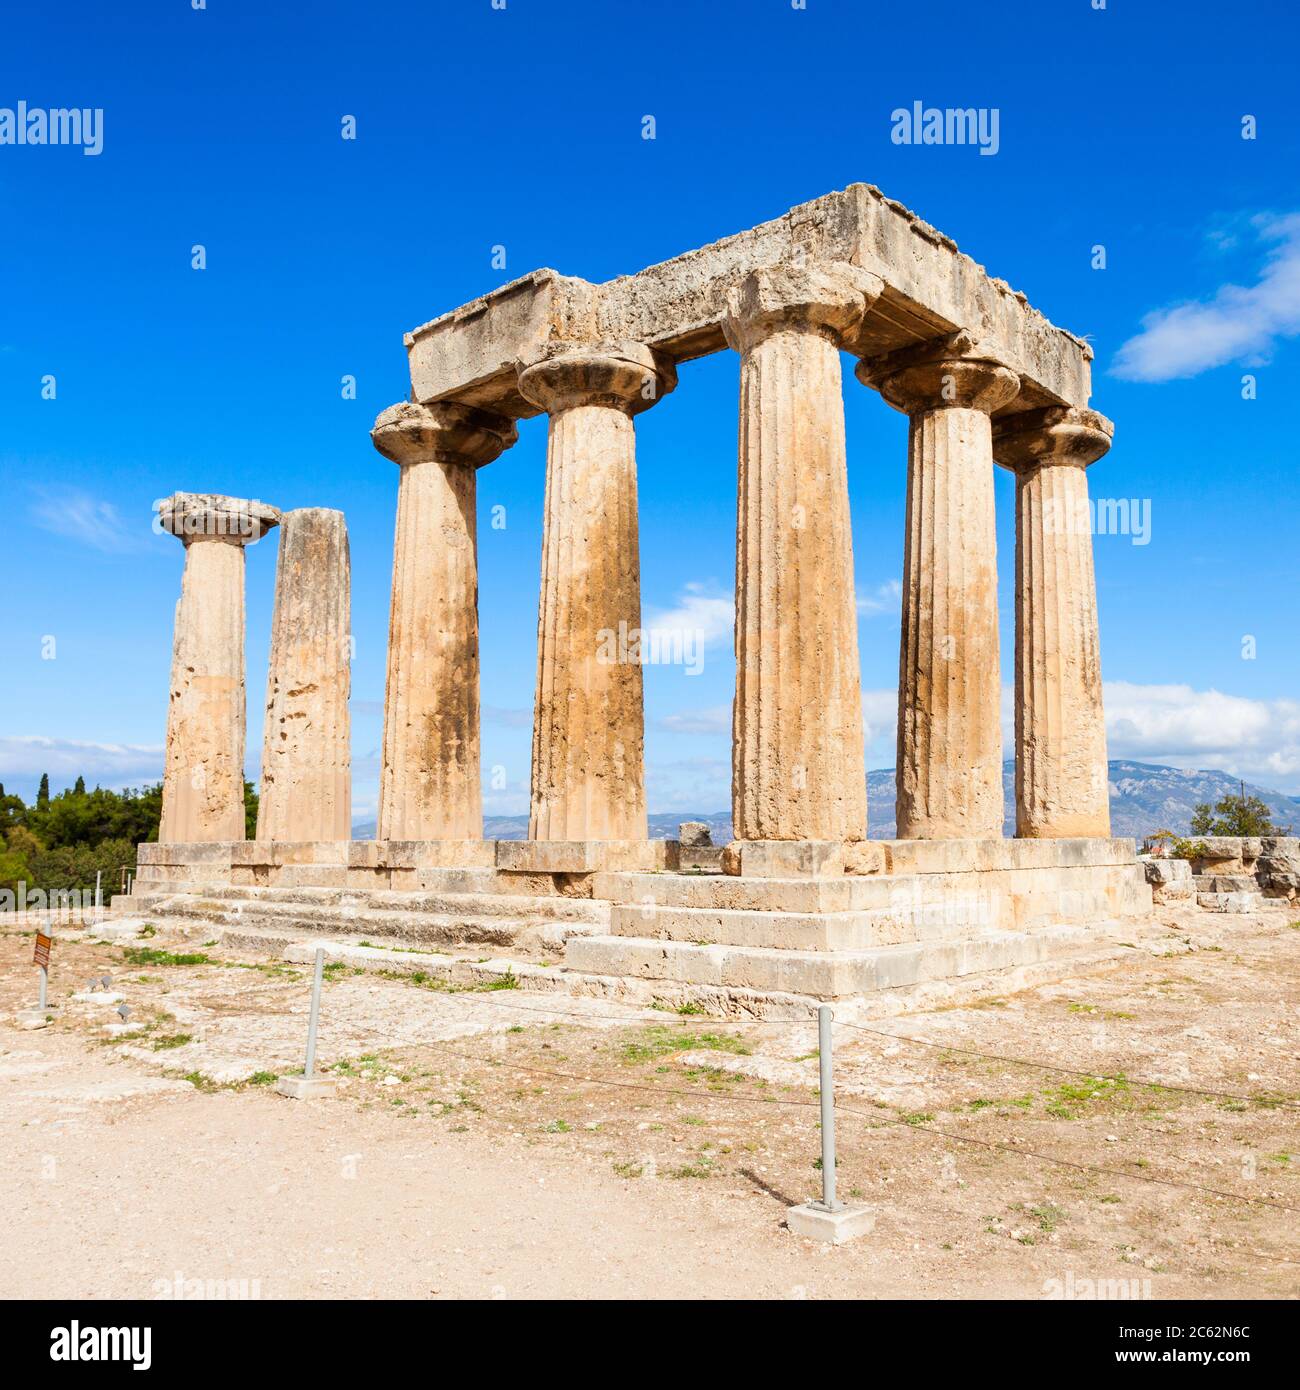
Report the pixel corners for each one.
[404,184,1092,420]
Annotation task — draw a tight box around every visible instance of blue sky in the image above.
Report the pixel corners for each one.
[2,0,1298,821]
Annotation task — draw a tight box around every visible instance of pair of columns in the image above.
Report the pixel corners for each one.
[158,494,352,843]
[372,343,674,844]
[724,266,1110,842]
[373,261,1111,847]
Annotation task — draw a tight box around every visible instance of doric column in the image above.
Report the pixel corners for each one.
[372,401,516,841]
[857,333,1020,840]
[158,493,281,843]
[722,262,882,842]
[517,342,676,841]
[256,508,352,842]
[993,406,1113,838]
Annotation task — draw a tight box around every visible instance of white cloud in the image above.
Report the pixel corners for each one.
[1113,213,1300,381]
[658,704,730,735]
[28,487,144,554]
[857,579,902,617]
[0,735,162,790]
[643,582,733,651]
[1103,681,1300,788]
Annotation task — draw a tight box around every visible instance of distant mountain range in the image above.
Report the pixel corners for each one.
[352,761,1299,842]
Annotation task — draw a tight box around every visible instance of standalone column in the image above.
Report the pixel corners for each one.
[858,335,1020,840]
[256,508,352,842]
[517,342,675,841]
[371,401,516,841]
[993,407,1113,838]
[158,493,281,843]
[722,262,882,842]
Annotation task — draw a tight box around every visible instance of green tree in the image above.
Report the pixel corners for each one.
[244,780,259,839]
[1189,792,1277,837]
[36,773,50,812]
[74,775,86,795]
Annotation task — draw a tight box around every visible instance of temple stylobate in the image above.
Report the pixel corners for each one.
[374,183,1111,855]
[142,185,1153,1009]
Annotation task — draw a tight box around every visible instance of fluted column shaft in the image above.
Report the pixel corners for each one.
[723,263,881,842]
[518,343,675,841]
[158,494,280,843]
[256,508,352,842]
[995,407,1113,838]
[372,402,516,842]
[859,338,1020,840]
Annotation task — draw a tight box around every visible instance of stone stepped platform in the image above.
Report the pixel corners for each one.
[567,923,1120,999]
[118,834,1158,1009]
[116,881,608,957]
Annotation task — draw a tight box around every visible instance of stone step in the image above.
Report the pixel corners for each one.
[566,924,1107,999]
[607,902,979,950]
[1196,891,1264,913]
[1193,875,1257,894]
[126,881,606,923]
[124,893,606,953]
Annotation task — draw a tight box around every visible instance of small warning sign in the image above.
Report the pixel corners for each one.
[33,933,52,970]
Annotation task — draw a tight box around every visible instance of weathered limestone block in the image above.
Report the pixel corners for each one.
[1258,837,1300,900]
[858,333,1020,840]
[256,508,352,842]
[157,493,280,843]
[993,407,1113,838]
[405,186,1092,417]
[372,401,517,841]
[678,821,713,848]
[723,262,881,843]
[1140,856,1195,904]
[517,342,675,841]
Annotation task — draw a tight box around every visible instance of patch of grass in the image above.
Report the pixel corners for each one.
[1043,1075,1131,1120]
[541,1118,571,1133]
[1029,1203,1067,1233]
[483,968,519,991]
[138,924,157,938]
[122,946,212,967]
[151,1033,193,1051]
[179,1069,277,1092]
[620,1024,750,1064]
[612,1160,644,1179]
[900,1111,934,1127]
[675,1001,706,1016]
[667,1159,715,1180]
[1267,1151,1292,1165]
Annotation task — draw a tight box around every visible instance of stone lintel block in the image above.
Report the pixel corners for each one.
[786,1203,876,1245]
[880,837,1137,876]
[346,840,497,871]
[497,841,678,874]
[274,1075,337,1101]
[145,842,236,867]
[14,1009,56,1030]
[722,840,889,879]
[404,185,1090,419]
[1140,857,1193,886]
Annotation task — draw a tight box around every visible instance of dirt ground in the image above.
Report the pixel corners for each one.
[2,904,1297,1300]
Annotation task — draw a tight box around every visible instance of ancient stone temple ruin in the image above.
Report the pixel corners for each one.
[128,185,1154,1011]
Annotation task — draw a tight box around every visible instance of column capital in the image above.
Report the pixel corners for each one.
[856,330,1020,415]
[992,405,1114,471]
[372,400,517,469]
[158,493,280,546]
[721,261,883,355]
[516,341,676,417]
